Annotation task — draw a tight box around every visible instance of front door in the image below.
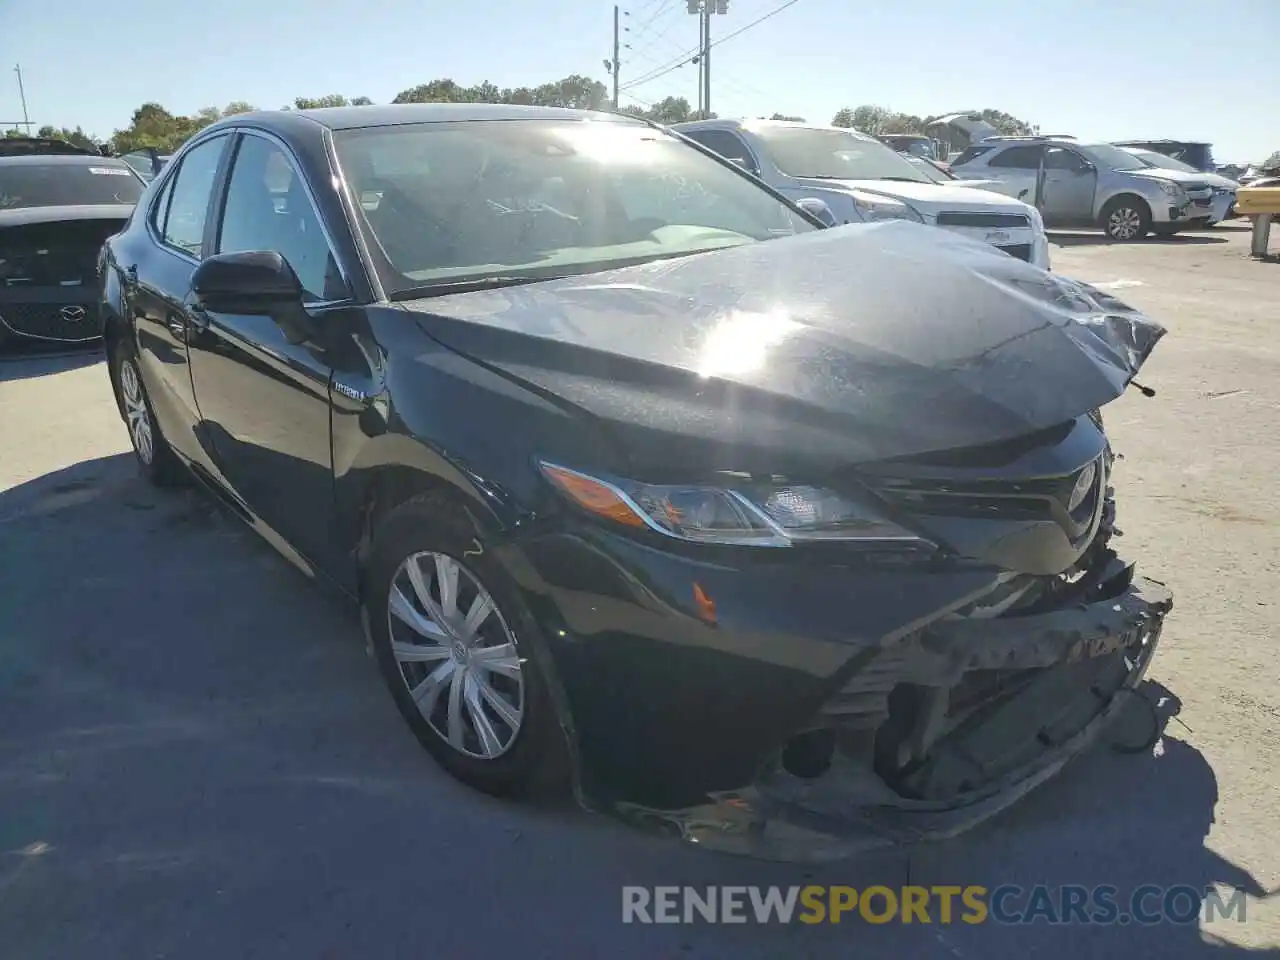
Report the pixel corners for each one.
[1041,147,1098,223]
[184,131,352,574]
[123,133,232,469]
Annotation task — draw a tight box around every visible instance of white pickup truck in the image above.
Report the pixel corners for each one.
[671,118,1051,270]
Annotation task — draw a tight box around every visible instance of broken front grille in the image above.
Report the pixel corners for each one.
[935,212,1030,229]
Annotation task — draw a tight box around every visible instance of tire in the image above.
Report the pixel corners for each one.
[363,491,569,799]
[110,340,188,487]
[1100,196,1152,241]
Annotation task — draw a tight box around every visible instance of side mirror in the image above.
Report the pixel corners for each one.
[795,197,838,227]
[191,250,314,343]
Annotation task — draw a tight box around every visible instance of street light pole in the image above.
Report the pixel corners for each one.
[14,64,32,133]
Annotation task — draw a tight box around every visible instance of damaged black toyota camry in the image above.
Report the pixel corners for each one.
[99,104,1171,859]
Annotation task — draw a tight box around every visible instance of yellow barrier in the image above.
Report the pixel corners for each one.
[1236,184,1280,216]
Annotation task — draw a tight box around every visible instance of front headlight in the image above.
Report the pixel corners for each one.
[539,462,931,549]
[1157,180,1184,197]
[850,195,925,224]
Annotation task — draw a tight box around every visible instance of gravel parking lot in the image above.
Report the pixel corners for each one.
[1,224,1276,959]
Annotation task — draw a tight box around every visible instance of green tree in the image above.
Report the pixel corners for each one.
[769,113,806,122]
[391,75,608,111]
[35,125,101,150]
[109,101,259,154]
[287,94,374,110]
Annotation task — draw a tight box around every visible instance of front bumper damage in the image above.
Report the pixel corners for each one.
[613,563,1171,862]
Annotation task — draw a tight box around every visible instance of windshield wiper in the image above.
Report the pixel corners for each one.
[389,275,565,301]
[876,176,929,183]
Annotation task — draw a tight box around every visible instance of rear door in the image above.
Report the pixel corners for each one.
[979,145,1043,204]
[184,130,350,572]
[123,133,232,468]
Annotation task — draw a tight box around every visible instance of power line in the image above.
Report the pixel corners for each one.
[620,0,801,91]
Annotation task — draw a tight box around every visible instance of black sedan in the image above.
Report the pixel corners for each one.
[1,138,145,348]
[99,103,1172,857]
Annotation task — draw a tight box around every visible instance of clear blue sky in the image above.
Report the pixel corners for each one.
[2,0,1276,161]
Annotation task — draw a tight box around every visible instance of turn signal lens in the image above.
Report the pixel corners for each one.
[540,463,646,527]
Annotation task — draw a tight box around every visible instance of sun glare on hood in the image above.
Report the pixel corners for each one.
[697,308,803,379]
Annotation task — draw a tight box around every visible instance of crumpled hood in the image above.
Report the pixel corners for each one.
[400,222,1165,471]
[1129,168,1210,188]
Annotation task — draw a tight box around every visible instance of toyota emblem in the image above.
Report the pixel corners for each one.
[59,305,87,324]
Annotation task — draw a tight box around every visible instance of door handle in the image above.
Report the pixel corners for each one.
[186,307,210,333]
[123,264,139,290]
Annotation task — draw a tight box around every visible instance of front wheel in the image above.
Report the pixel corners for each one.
[1100,197,1152,241]
[363,491,569,798]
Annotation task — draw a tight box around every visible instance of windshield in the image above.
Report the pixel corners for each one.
[884,136,933,159]
[333,119,816,295]
[1078,144,1149,172]
[748,125,930,183]
[905,156,953,183]
[0,161,145,209]
[1127,149,1198,174]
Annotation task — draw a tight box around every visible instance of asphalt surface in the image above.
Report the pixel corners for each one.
[1,224,1276,958]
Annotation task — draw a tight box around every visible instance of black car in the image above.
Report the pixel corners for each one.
[0,138,145,348]
[99,104,1172,856]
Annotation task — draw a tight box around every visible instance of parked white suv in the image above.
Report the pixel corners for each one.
[949,137,1215,240]
[671,118,1051,270]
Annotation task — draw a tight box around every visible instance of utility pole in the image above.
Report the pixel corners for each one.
[611,6,621,109]
[701,2,712,118]
[14,64,32,134]
[687,1,726,119]
[695,8,705,115]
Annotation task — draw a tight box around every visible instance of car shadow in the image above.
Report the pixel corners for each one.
[1,455,1273,959]
[907,681,1278,956]
[1049,232,1230,248]
[0,343,103,383]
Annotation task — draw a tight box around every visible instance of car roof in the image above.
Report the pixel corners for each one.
[214,103,646,133]
[673,117,878,141]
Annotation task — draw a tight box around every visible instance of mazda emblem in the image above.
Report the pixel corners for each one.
[59,305,87,324]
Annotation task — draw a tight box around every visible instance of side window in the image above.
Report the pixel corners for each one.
[216,134,346,303]
[161,135,228,258]
[1045,147,1087,172]
[953,145,994,166]
[149,173,175,235]
[683,129,759,172]
[989,145,1043,170]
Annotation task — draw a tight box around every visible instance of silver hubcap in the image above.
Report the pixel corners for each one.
[387,551,524,759]
[1108,207,1142,240]
[119,359,154,465]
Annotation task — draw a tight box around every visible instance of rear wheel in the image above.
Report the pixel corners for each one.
[1100,197,1151,241]
[111,343,187,486]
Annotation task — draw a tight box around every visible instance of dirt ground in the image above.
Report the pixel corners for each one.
[0,223,1276,958]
